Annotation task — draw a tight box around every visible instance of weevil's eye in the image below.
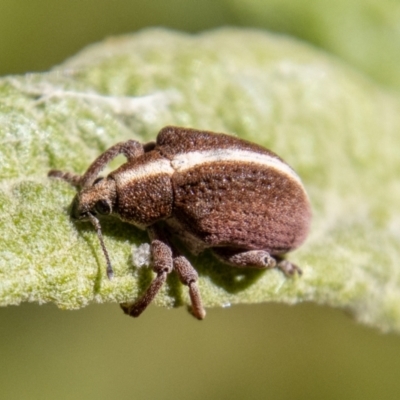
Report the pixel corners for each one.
[95,199,111,215]
[94,177,104,185]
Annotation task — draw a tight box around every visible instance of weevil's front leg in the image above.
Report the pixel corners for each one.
[48,139,144,188]
[79,140,144,188]
[212,247,302,276]
[121,239,173,317]
[148,225,205,319]
[122,225,206,319]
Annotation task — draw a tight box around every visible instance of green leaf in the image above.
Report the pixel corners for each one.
[223,0,400,91]
[1,28,400,331]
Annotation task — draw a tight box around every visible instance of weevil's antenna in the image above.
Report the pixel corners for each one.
[87,213,114,280]
[48,170,82,188]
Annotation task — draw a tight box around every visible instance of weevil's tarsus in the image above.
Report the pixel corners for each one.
[121,271,168,317]
[188,282,206,320]
[276,258,303,277]
[174,256,206,320]
[87,212,114,280]
[48,170,82,188]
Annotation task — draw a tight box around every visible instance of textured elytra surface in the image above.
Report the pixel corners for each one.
[1,28,400,331]
[151,126,310,254]
[171,162,309,252]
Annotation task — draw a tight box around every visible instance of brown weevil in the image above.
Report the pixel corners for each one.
[49,126,311,319]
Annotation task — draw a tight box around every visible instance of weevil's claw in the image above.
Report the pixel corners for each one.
[120,303,132,316]
[276,260,303,277]
[120,302,145,318]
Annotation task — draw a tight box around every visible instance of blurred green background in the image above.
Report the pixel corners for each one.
[2,1,400,399]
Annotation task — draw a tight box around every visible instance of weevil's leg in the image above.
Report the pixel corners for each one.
[129,225,206,320]
[80,140,144,188]
[213,248,277,269]
[274,257,303,277]
[121,239,173,318]
[49,140,145,189]
[213,248,302,276]
[149,226,206,320]
[173,256,206,320]
[47,170,82,188]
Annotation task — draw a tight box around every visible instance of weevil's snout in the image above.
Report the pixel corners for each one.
[70,194,96,221]
[70,178,117,220]
[70,181,116,281]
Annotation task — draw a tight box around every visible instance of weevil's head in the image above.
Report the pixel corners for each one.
[48,164,119,280]
[71,177,117,221]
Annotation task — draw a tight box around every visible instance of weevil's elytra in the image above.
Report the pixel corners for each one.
[48,126,311,320]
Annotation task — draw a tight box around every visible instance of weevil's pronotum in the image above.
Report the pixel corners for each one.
[49,126,311,319]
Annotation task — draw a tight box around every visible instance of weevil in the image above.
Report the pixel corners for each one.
[48,126,311,319]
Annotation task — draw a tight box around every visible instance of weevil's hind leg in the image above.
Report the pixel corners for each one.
[213,248,302,277]
[212,248,277,269]
[275,257,303,277]
[174,256,206,320]
[121,239,173,317]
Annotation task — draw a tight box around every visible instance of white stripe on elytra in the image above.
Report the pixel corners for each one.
[116,148,302,185]
[171,149,301,183]
[116,159,174,185]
